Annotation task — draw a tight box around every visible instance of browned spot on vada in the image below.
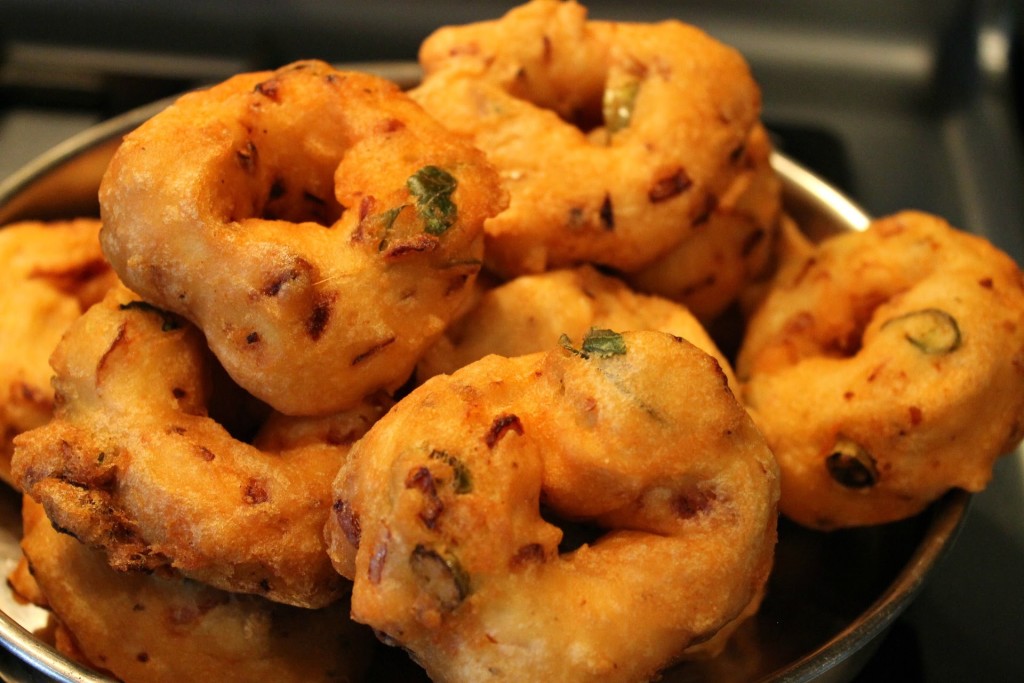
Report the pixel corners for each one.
[626,123,783,321]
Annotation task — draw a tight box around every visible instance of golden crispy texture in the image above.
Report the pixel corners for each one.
[327,331,779,683]
[19,497,374,683]
[416,264,738,392]
[736,213,817,319]
[412,0,762,277]
[12,285,388,607]
[0,219,117,486]
[100,60,506,416]
[8,554,46,609]
[627,124,783,321]
[737,211,1024,529]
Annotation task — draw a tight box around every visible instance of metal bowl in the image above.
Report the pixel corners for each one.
[0,76,969,682]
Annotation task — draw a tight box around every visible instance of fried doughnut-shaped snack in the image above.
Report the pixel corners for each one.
[737,211,1024,529]
[12,285,388,607]
[627,124,783,321]
[327,330,780,683]
[18,497,374,683]
[417,264,738,391]
[100,60,506,416]
[0,219,117,486]
[412,0,762,276]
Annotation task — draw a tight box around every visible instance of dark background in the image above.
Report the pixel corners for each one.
[1,2,1022,681]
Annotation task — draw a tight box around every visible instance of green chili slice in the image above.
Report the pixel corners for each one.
[372,205,406,252]
[881,308,961,354]
[409,545,469,610]
[825,437,878,489]
[119,300,180,331]
[603,80,640,134]
[429,449,472,494]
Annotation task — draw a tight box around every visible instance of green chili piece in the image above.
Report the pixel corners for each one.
[373,205,406,252]
[825,438,878,489]
[603,80,640,134]
[881,308,961,354]
[119,301,180,331]
[429,449,472,494]
[409,545,469,610]
[558,333,584,357]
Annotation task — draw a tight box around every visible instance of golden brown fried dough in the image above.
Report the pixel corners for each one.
[13,285,387,607]
[0,219,117,487]
[412,0,762,276]
[19,497,374,683]
[738,211,1024,528]
[627,124,783,321]
[327,330,779,683]
[417,264,738,392]
[100,60,506,416]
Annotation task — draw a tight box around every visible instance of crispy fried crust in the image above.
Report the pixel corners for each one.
[413,0,762,276]
[0,219,117,487]
[19,497,374,682]
[12,285,388,607]
[627,124,783,321]
[738,211,1024,528]
[100,60,507,416]
[327,330,779,682]
[416,263,739,392]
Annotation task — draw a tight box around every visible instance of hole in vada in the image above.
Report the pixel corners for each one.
[539,504,606,554]
[261,179,343,227]
[541,77,646,138]
[567,101,605,133]
[820,293,891,358]
[206,361,272,444]
[507,69,604,133]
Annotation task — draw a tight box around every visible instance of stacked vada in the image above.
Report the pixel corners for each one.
[411,0,783,300]
[14,496,375,683]
[5,14,786,681]
[3,1,1023,683]
[0,219,117,486]
[10,59,507,680]
[411,0,1024,536]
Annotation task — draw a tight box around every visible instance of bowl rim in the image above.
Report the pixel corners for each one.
[760,489,970,683]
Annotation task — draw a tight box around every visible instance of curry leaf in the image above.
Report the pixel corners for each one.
[408,166,458,235]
